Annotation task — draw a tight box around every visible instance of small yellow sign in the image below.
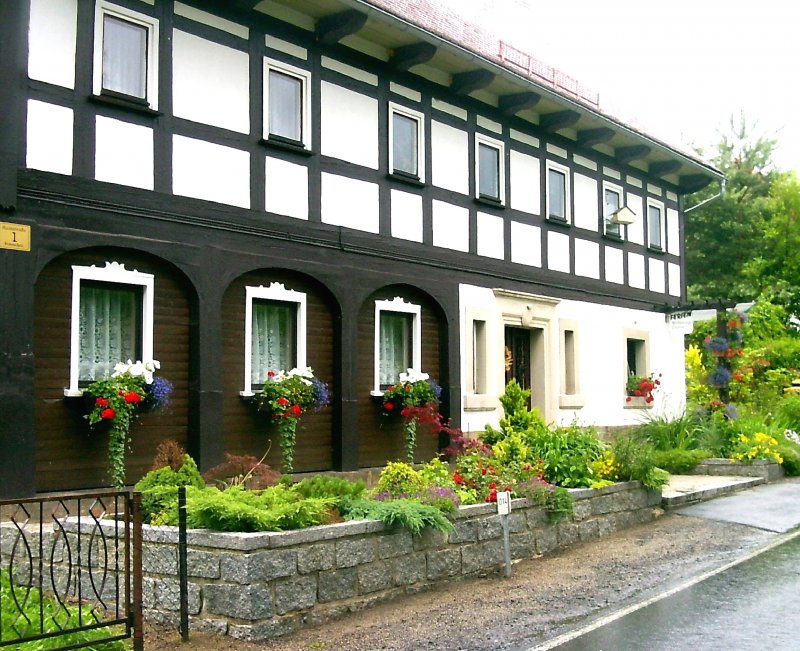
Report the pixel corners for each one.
[0,222,31,252]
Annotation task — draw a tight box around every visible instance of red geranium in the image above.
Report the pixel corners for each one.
[384,401,395,411]
[276,396,289,406]
[95,397,109,407]
[124,391,142,404]
[290,404,302,417]
[100,408,116,420]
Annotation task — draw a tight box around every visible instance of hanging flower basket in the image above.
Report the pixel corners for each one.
[381,369,442,463]
[707,366,732,388]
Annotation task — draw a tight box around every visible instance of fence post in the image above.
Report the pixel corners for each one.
[131,491,144,651]
[178,485,189,642]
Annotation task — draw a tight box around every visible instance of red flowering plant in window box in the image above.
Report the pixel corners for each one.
[253,367,330,475]
[625,372,661,404]
[85,360,173,488]
[381,369,442,463]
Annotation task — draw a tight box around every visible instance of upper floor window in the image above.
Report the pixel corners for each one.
[93,1,159,108]
[67,262,154,396]
[264,59,311,150]
[546,161,571,223]
[476,134,504,204]
[373,297,421,394]
[647,199,665,251]
[389,103,425,181]
[242,283,307,396]
[603,182,623,239]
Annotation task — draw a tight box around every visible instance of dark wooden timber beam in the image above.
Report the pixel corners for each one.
[450,69,495,95]
[315,9,368,44]
[615,144,651,165]
[577,127,614,148]
[679,174,713,194]
[649,160,682,177]
[498,91,541,116]
[539,110,580,133]
[230,0,262,9]
[390,42,437,71]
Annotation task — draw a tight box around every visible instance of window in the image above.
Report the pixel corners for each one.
[647,199,664,250]
[373,297,421,394]
[471,319,487,395]
[264,59,311,150]
[603,182,623,238]
[93,1,159,108]
[389,103,425,181]
[626,338,647,377]
[67,262,154,396]
[546,161,570,222]
[475,134,504,204]
[242,283,306,396]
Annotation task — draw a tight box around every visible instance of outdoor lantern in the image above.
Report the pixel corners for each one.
[610,205,637,225]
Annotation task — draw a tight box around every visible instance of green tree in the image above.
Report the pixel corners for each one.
[685,115,778,301]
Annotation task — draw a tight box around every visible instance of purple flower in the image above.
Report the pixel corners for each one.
[707,366,732,388]
[311,378,331,410]
[428,378,443,401]
[704,337,729,353]
[145,376,173,410]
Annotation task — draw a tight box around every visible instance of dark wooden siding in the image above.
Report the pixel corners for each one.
[33,248,191,491]
[357,286,443,468]
[222,271,336,473]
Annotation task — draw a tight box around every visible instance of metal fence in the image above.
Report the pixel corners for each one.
[0,491,143,650]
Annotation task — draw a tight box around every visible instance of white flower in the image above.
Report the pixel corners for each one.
[398,368,429,384]
[111,359,160,384]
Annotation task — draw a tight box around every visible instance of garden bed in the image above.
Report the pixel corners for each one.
[687,458,785,481]
[51,481,660,642]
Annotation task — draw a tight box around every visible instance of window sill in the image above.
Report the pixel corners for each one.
[260,137,313,156]
[370,390,384,398]
[474,196,505,210]
[624,396,653,409]
[647,245,665,255]
[64,388,84,398]
[463,394,497,412]
[603,232,624,243]
[239,391,256,398]
[546,216,571,228]
[387,172,425,187]
[88,94,161,117]
[559,394,585,409]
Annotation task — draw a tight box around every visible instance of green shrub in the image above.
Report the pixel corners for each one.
[340,497,453,535]
[184,485,335,532]
[693,410,738,456]
[418,458,456,489]
[293,475,365,502]
[777,445,800,476]
[134,454,205,524]
[612,435,669,490]
[373,461,425,497]
[775,394,800,430]
[760,337,800,371]
[652,449,711,474]
[635,413,701,451]
[483,380,547,444]
[514,477,574,523]
[524,423,604,488]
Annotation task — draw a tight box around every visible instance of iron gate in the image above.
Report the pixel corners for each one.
[0,491,143,650]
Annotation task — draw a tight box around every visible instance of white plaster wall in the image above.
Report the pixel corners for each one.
[574,239,600,279]
[627,252,645,289]
[28,0,77,89]
[320,82,378,169]
[458,283,502,434]
[390,189,423,242]
[95,116,153,190]
[476,212,504,260]
[668,262,682,297]
[572,173,598,231]
[321,173,379,233]
[432,200,469,252]
[431,121,469,195]
[554,300,687,426]
[605,246,624,284]
[626,192,644,245]
[648,258,666,294]
[666,208,680,255]
[172,135,250,208]
[509,150,540,215]
[265,156,308,220]
[26,100,73,175]
[547,231,570,274]
[510,222,541,267]
[172,30,249,134]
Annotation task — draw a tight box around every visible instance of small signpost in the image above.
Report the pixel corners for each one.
[496,491,512,578]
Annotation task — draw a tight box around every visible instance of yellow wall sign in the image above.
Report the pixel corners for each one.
[0,222,31,252]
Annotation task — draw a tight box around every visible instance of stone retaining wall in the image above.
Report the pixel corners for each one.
[688,458,784,481]
[130,481,660,641]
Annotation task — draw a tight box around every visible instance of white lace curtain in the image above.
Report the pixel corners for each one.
[103,15,147,99]
[79,284,138,382]
[379,312,412,388]
[252,301,295,385]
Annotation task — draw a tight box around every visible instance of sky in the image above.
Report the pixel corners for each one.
[438,0,800,173]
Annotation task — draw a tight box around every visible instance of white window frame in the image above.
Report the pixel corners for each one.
[475,133,505,204]
[66,261,154,397]
[546,160,571,223]
[372,297,421,395]
[388,102,425,182]
[603,180,624,238]
[93,1,160,109]
[646,198,666,251]
[241,283,307,397]
[263,57,312,150]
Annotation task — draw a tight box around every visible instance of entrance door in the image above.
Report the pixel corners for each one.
[505,326,531,392]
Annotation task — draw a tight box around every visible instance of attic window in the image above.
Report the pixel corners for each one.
[475,134,505,204]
